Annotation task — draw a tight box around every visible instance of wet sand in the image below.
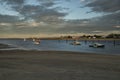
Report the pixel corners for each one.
[0,50,120,80]
[0,43,14,49]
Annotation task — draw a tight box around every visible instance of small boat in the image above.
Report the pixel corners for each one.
[34,39,40,45]
[89,43,105,48]
[34,41,40,44]
[32,38,35,41]
[70,40,81,45]
[24,38,26,41]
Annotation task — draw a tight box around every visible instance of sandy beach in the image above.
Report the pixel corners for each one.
[0,50,120,80]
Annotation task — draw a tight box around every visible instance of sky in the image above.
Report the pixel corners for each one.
[0,0,120,38]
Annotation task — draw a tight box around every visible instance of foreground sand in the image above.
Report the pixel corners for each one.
[0,50,120,80]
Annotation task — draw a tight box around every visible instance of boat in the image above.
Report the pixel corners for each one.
[34,38,40,45]
[24,38,26,41]
[89,43,105,48]
[32,38,35,41]
[34,41,40,44]
[70,40,81,45]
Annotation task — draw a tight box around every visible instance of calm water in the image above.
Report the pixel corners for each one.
[0,39,120,55]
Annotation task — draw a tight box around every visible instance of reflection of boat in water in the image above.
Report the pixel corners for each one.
[89,43,105,48]
[70,40,81,45]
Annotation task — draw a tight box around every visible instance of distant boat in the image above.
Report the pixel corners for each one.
[24,38,26,41]
[32,38,35,41]
[34,38,40,45]
[70,40,81,45]
[34,41,40,45]
[89,43,105,48]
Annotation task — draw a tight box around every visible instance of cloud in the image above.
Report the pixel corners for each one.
[0,14,19,23]
[0,0,120,37]
[0,0,24,5]
[84,0,120,13]
[0,0,67,24]
[16,21,48,28]
[19,5,67,24]
[0,23,11,26]
[0,0,24,11]
[38,0,55,7]
[0,0,68,35]
[80,0,85,2]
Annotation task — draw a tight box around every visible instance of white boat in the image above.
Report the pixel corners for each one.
[34,39,40,45]
[34,41,40,44]
[24,38,26,41]
[89,43,105,48]
[32,38,35,41]
[70,40,81,45]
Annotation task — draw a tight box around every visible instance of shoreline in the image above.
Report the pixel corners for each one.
[0,38,120,40]
[0,50,120,80]
[0,49,120,56]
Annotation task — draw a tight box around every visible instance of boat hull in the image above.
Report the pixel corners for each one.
[89,43,105,48]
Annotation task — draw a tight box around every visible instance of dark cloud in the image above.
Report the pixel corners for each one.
[0,14,19,23]
[74,0,120,33]
[19,5,42,16]
[85,12,120,32]
[54,11,120,34]
[39,0,55,7]
[0,0,24,4]
[0,0,67,26]
[0,0,120,36]
[16,4,67,23]
[0,0,24,15]
[85,0,120,13]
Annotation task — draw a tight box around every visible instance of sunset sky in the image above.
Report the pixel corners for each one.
[0,0,120,38]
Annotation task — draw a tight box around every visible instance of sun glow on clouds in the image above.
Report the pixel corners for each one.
[17,21,48,28]
[0,23,11,26]
[30,21,47,27]
[0,0,120,38]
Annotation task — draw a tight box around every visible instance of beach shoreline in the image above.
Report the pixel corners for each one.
[0,50,120,80]
[0,37,120,40]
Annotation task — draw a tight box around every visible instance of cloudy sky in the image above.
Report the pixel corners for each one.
[0,0,120,38]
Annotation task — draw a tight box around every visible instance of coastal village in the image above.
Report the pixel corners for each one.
[60,33,120,39]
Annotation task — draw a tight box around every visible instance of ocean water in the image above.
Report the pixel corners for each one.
[0,39,120,55]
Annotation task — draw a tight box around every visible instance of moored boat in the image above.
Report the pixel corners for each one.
[33,38,40,45]
[89,43,105,48]
[70,40,81,45]
[24,38,26,41]
[34,41,40,44]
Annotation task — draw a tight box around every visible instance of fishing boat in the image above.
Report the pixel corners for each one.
[89,43,105,48]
